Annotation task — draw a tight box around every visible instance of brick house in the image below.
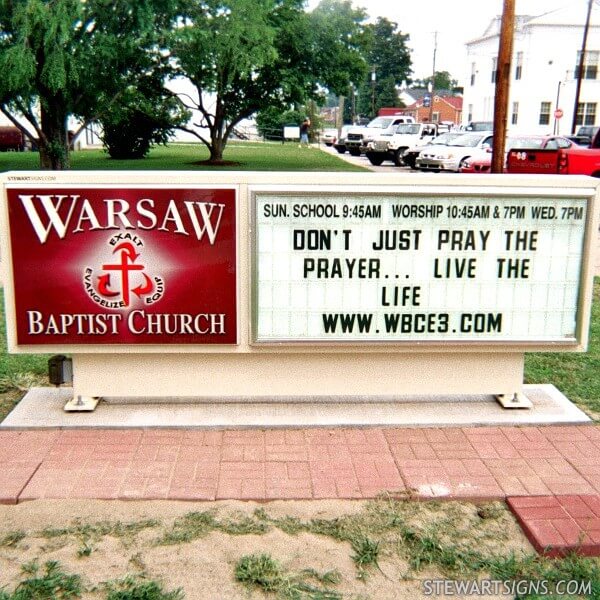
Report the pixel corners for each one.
[383,89,463,125]
[408,93,463,124]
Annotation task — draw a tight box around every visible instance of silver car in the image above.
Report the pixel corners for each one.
[416,131,494,172]
[401,131,463,169]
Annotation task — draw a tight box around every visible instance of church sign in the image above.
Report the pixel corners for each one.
[4,185,237,345]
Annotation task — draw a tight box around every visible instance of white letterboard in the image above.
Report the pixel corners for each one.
[253,192,589,344]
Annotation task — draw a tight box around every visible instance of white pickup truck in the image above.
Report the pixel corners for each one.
[343,115,415,156]
[365,122,438,166]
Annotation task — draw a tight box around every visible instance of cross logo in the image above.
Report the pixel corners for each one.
[83,234,164,309]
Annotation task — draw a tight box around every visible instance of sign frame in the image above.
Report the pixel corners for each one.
[1,171,598,403]
[2,180,240,351]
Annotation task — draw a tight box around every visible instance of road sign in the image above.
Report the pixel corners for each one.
[554,108,564,119]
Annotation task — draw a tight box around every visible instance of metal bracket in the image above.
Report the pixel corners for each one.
[495,392,533,409]
[63,395,100,412]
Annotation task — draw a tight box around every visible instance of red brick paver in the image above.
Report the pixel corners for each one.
[3,424,600,555]
[508,495,600,557]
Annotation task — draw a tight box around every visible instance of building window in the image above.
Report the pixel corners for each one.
[491,57,497,83]
[576,102,597,125]
[511,102,519,125]
[575,50,599,79]
[470,63,476,86]
[432,112,440,123]
[539,102,551,125]
[515,52,523,80]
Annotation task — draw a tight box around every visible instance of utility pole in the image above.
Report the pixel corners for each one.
[428,32,438,122]
[371,67,376,117]
[571,0,594,135]
[492,0,515,173]
[337,95,345,139]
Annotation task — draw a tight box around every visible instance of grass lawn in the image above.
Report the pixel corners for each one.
[524,278,600,419]
[0,141,368,172]
[0,288,49,421]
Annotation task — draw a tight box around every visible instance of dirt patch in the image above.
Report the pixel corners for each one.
[0,498,533,599]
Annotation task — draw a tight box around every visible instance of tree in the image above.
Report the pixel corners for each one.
[0,0,177,169]
[414,71,460,93]
[100,77,190,159]
[169,0,367,163]
[355,17,412,118]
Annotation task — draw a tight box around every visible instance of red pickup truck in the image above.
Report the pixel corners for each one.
[506,146,600,177]
[506,127,600,176]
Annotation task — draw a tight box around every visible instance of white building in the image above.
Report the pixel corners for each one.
[462,4,600,136]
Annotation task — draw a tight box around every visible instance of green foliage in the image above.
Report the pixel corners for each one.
[354,16,412,117]
[0,143,368,173]
[255,107,306,139]
[0,531,26,548]
[0,561,82,600]
[156,510,268,545]
[350,537,381,580]
[105,575,183,600]
[171,0,366,160]
[40,519,160,542]
[415,71,460,92]
[235,553,284,592]
[234,553,343,599]
[100,79,190,159]
[307,0,368,96]
[0,0,178,168]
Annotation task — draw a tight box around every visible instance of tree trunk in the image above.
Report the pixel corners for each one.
[39,101,70,170]
[209,140,225,162]
[208,122,227,162]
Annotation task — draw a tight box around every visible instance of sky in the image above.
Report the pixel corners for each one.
[306,0,583,83]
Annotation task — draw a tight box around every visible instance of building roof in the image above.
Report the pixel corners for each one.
[467,4,600,46]
[404,95,463,111]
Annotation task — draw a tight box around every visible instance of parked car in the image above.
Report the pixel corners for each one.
[567,125,599,147]
[461,121,493,132]
[401,131,463,169]
[416,131,493,172]
[0,126,24,151]
[344,115,415,156]
[506,138,600,176]
[321,129,338,146]
[332,125,352,154]
[364,122,438,166]
[459,135,578,173]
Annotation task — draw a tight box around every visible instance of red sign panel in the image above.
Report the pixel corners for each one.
[6,187,237,345]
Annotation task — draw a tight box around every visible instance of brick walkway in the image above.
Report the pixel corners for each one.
[1,424,600,502]
[2,424,600,555]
